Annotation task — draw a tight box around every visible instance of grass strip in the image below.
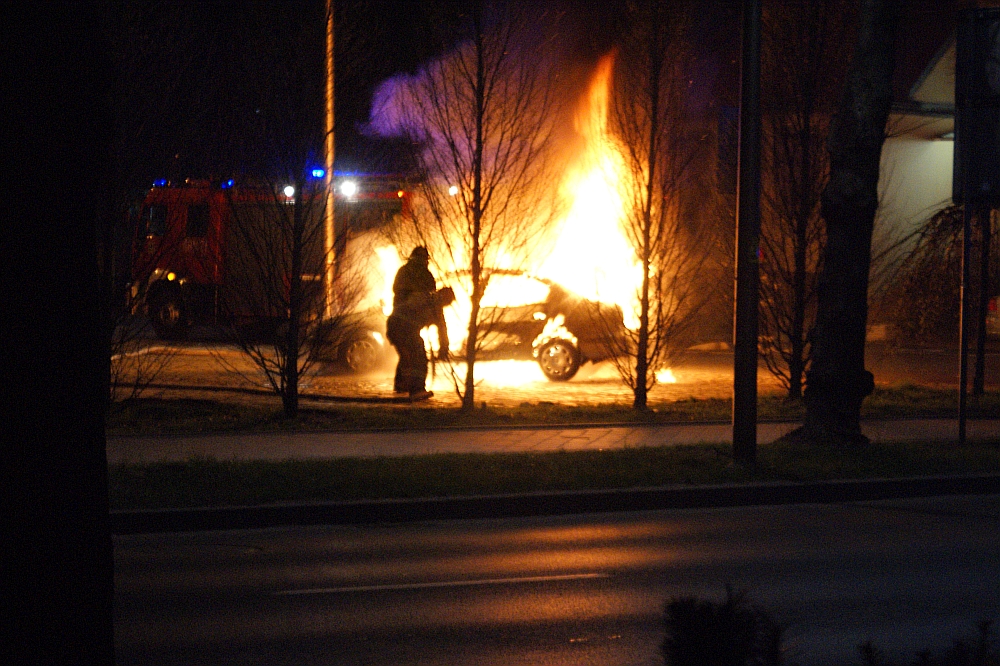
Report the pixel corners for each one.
[106,385,1000,437]
[109,438,1000,511]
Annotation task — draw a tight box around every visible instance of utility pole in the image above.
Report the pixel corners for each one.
[959,204,972,445]
[733,0,762,466]
[324,0,336,320]
[954,8,1000,444]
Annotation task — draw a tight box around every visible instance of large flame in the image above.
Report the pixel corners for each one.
[537,54,642,327]
[374,54,677,387]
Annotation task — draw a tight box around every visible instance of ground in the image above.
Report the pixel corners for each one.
[114,328,999,409]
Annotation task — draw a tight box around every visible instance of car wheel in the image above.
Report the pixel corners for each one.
[537,338,581,381]
[149,291,187,340]
[342,336,380,374]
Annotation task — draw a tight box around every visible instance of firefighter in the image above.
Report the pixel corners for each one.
[386,246,453,400]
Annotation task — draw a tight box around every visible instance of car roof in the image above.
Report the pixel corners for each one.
[442,268,555,287]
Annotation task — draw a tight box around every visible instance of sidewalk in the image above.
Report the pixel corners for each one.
[107,418,1000,464]
[108,418,1000,533]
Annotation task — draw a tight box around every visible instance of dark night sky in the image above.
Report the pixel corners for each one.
[138,0,646,179]
[132,1,959,182]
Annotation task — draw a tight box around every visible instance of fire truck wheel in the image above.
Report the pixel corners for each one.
[537,338,580,381]
[149,291,187,340]
[342,337,380,374]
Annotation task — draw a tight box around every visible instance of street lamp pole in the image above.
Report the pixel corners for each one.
[324,0,336,320]
[733,0,762,466]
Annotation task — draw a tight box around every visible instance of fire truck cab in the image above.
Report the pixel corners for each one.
[131,175,411,352]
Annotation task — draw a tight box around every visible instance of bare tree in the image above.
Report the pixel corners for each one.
[757,0,856,399]
[372,0,564,411]
[211,3,370,417]
[218,177,369,417]
[101,3,212,402]
[604,0,714,410]
[879,206,999,374]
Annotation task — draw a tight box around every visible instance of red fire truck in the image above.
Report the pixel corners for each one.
[130,174,411,358]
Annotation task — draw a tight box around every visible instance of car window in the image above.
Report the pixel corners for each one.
[144,205,167,237]
[481,274,549,308]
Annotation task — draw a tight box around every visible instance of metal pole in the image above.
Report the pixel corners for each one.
[323,0,336,320]
[959,203,972,446]
[974,208,991,396]
[733,0,762,465]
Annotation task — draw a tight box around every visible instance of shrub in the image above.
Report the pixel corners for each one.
[661,586,784,666]
[860,621,999,666]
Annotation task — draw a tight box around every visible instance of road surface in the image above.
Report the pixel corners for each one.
[115,494,1000,665]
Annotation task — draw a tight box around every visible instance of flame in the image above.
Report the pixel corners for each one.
[461,360,546,386]
[656,367,678,384]
[531,314,578,353]
[537,53,642,328]
[373,53,648,387]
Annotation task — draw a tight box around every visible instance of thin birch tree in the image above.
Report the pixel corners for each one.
[605,0,713,410]
[758,0,855,399]
[373,0,563,411]
[213,2,369,417]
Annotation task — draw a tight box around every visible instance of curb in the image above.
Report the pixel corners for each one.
[111,473,1000,535]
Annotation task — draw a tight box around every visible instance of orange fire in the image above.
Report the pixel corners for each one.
[537,54,642,325]
[375,54,678,387]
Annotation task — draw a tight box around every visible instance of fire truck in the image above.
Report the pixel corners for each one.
[130,174,411,365]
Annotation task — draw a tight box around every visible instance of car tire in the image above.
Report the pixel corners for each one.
[342,336,381,374]
[149,290,187,340]
[537,338,581,381]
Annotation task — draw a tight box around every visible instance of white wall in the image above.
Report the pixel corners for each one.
[878,137,954,239]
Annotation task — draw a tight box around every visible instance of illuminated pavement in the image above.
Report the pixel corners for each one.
[117,341,999,408]
[117,343,762,406]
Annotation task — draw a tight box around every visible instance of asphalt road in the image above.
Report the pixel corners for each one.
[114,494,1000,666]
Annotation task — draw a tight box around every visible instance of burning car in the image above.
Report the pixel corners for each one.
[341,267,626,380]
[330,306,392,374]
[444,270,626,381]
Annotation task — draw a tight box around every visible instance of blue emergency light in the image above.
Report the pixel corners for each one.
[310,168,326,179]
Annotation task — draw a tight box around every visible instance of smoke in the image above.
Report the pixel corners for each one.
[368,73,419,138]
[364,1,622,144]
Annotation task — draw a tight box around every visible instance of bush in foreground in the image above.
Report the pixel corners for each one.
[661,586,784,666]
[660,590,998,666]
[859,620,998,665]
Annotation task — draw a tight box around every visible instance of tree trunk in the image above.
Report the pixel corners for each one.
[462,13,487,413]
[283,181,306,417]
[789,94,813,401]
[789,216,808,398]
[634,22,662,413]
[803,0,897,443]
[463,295,481,411]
